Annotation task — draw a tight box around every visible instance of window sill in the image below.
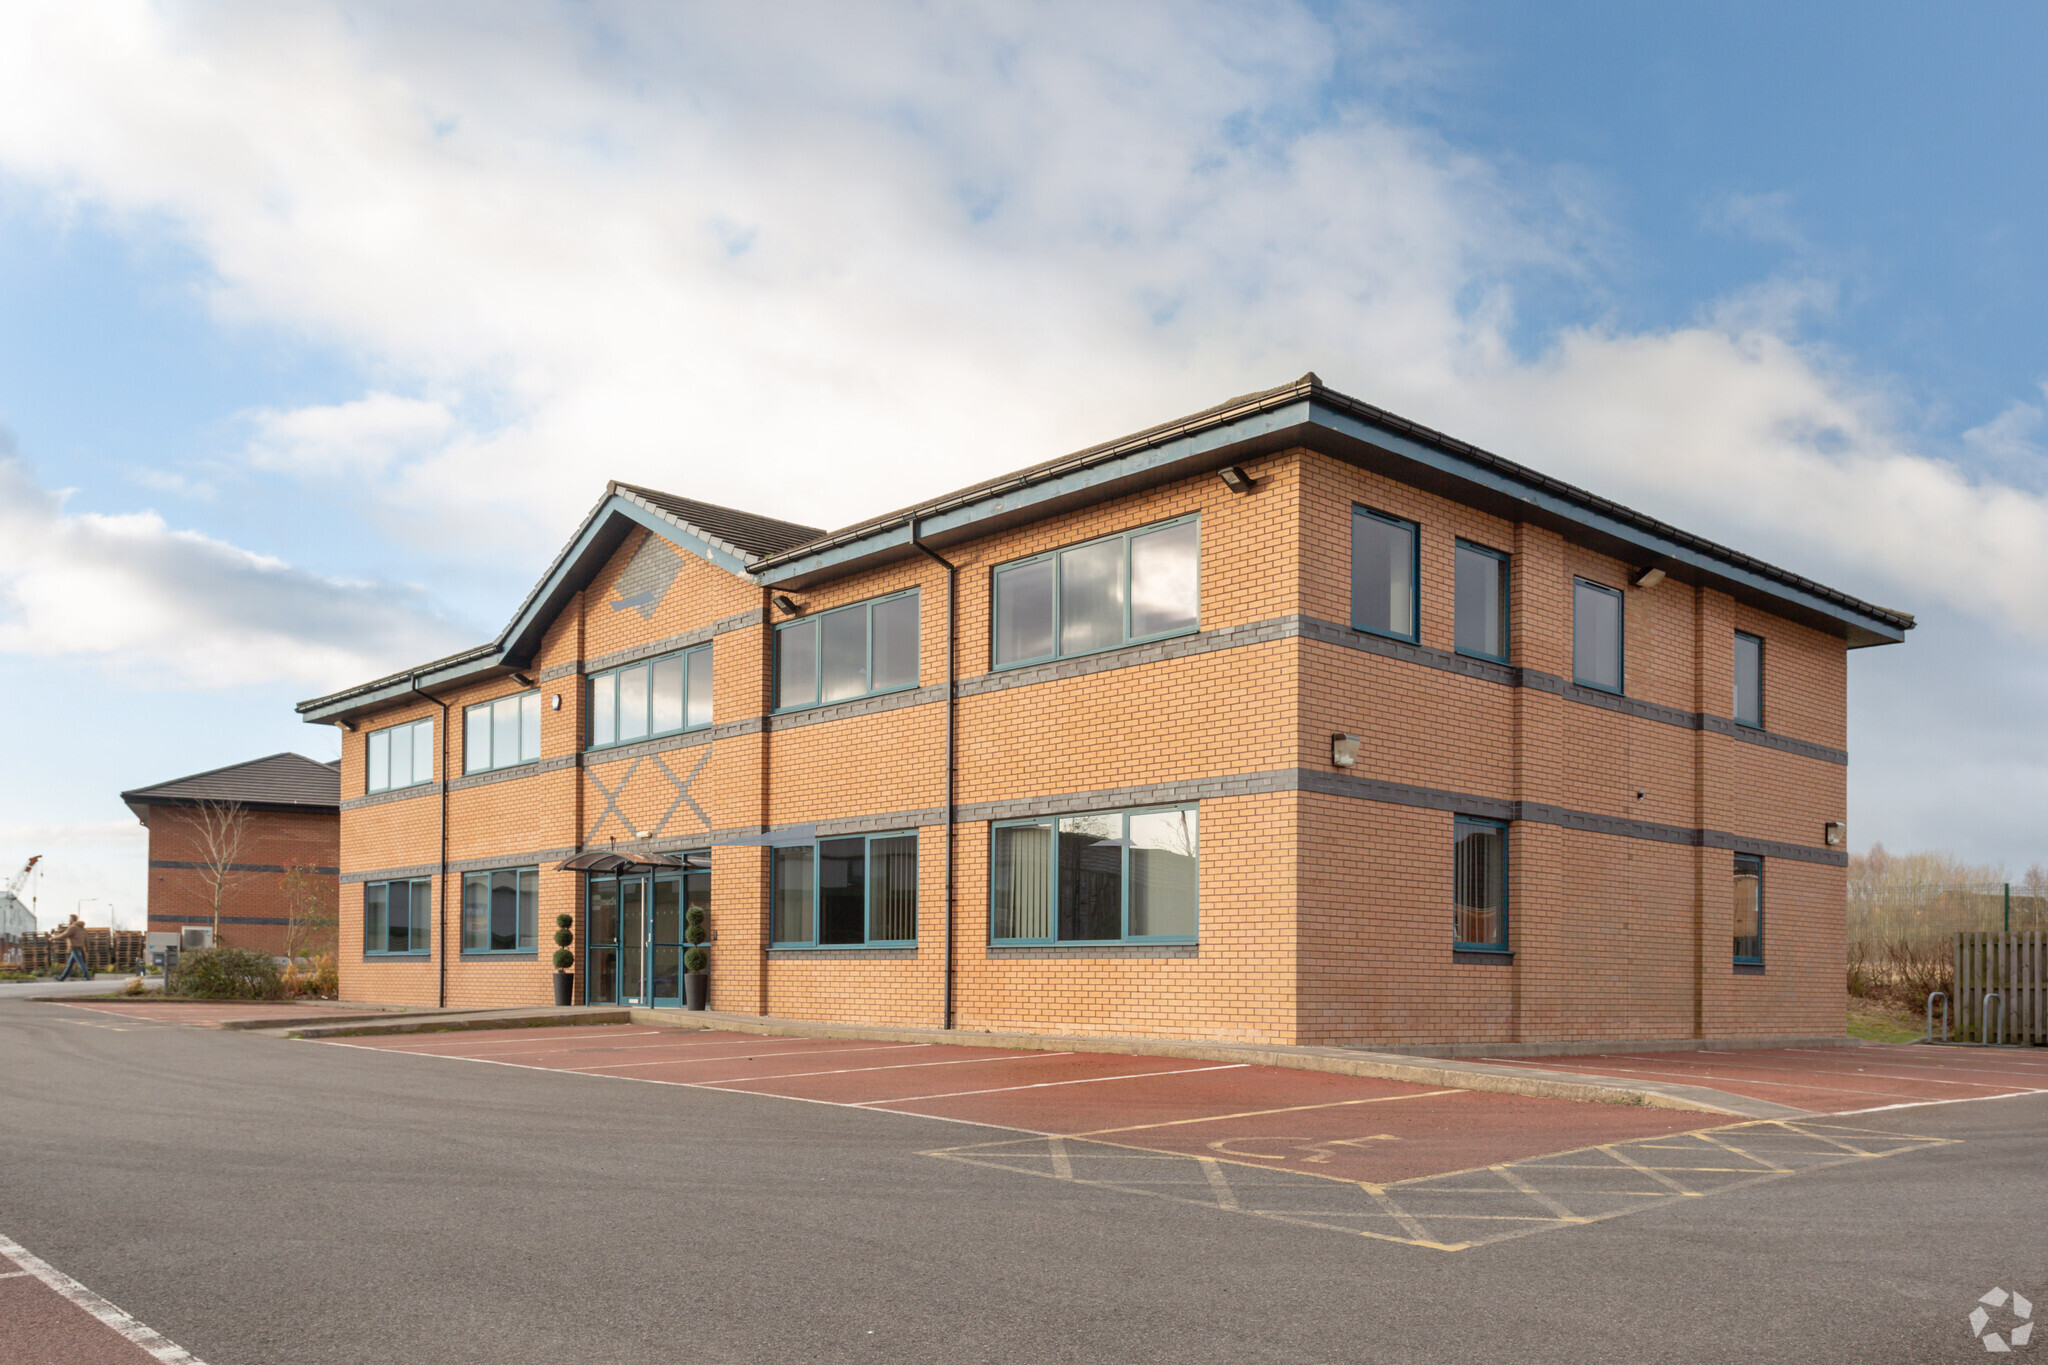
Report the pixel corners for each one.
[363,952,431,960]
[1571,679,1624,696]
[1349,624,1421,647]
[989,626,1199,674]
[464,759,543,778]
[987,941,1198,959]
[1453,647,1510,666]
[460,951,539,959]
[768,945,917,959]
[1453,948,1513,964]
[1734,961,1766,975]
[365,781,435,797]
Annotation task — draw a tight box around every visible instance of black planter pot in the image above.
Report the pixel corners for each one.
[553,971,574,1007]
[683,972,709,1011]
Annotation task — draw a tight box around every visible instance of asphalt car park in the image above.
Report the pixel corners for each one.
[5,998,2047,1364]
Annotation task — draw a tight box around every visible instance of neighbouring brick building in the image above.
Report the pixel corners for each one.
[297,375,1910,1046]
[123,753,341,957]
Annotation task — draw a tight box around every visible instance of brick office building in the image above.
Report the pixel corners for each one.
[298,375,1909,1046]
[123,753,341,956]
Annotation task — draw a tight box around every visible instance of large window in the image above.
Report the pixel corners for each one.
[462,867,539,954]
[591,645,711,748]
[365,878,432,956]
[1733,854,1764,965]
[776,592,919,710]
[366,718,434,794]
[1572,578,1623,693]
[465,691,542,773]
[1351,506,1418,642]
[770,833,918,946]
[1733,632,1764,729]
[991,517,1199,668]
[1454,542,1510,661]
[990,807,1198,944]
[1453,818,1508,952]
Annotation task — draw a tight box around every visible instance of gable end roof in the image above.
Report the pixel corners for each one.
[122,752,341,822]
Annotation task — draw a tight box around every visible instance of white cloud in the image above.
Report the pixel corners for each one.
[0,450,467,689]
[0,1,2043,658]
[0,822,147,932]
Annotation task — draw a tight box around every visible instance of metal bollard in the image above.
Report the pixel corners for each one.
[1925,991,1949,1043]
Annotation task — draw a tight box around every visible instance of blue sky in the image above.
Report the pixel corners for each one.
[1,2,2043,928]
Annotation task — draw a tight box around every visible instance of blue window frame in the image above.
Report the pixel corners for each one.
[1572,578,1624,694]
[465,691,543,773]
[989,806,1199,944]
[1351,505,1419,643]
[1733,631,1764,729]
[770,832,918,947]
[1453,817,1508,952]
[461,867,539,954]
[366,718,434,794]
[775,591,920,711]
[990,516,1199,668]
[1454,541,1510,662]
[365,878,432,956]
[1734,855,1764,965]
[590,644,711,749]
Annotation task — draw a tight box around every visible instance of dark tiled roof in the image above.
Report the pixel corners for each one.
[614,485,824,559]
[122,753,341,812]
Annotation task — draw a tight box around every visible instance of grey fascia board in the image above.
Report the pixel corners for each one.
[1311,401,1909,647]
[296,648,507,724]
[608,495,755,576]
[752,400,1312,586]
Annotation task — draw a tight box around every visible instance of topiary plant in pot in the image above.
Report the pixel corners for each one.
[552,913,575,1007]
[682,904,709,1010]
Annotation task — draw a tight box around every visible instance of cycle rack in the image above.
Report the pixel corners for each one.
[1982,991,2006,1047]
[1924,990,1948,1043]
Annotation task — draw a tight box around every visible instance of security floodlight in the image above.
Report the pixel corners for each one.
[1825,822,1846,847]
[773,594,802,615]
[1331,734,1362,768]
[1219,466,1257,494]
[1633,566,1666,589]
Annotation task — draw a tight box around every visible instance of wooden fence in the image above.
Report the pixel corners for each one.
[1953,931,2047,1044]
[3,929,147,975]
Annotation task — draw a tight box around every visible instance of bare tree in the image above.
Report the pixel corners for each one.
[190,799,253,946]
[278,858,337,963]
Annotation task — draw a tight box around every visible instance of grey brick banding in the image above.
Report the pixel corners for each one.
[986,943,1199,959]
[769,684,944,732]
[147,913,293,926]
[339,782,442,813]
[956,620,1284,697]
[583,728,714,768]
[341,862,440,885]
[765,947,918,960]
[446,755,578,792]
[149,860,338,875]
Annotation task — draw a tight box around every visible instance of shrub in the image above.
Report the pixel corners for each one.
[554,913,574,971]
[310,953,338,999]
[684,905,708,975]
[169,946,285,1000]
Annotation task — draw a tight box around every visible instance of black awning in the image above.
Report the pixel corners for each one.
[555,850,693,874]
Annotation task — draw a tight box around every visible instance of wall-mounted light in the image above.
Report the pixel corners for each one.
[772,594,803,615]
[1219,465,1257,495]
[512,671,537,686]
[1632,566,1666,589]
[335,720,355,733]
[551,694,562,711]
[1332,733,1362,768]
[1825,821,1846,847]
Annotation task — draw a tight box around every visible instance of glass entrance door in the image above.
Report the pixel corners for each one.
[587,879,620,1005]
[649,876,683,1008]
[620,876,648,1006]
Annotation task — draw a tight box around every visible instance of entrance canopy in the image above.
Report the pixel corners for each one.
[556,850,707,874]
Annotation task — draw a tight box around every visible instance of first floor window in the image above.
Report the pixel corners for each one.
[991,517,1199,668]
[775,592,920,710]
[462,867,539,953]
[1454,541,1510,661]
[1573,578,1623,693]
[465,691,543,772]
[590,645,712,748]
[771,833,918,946]
[1351,505,1418,641]
[365,878,432,955]
[1733,631,1763,728]
[1733,855,1763,964]
[990,807,1198,943]
[1453,818,1508,951]
[366,718,434,793]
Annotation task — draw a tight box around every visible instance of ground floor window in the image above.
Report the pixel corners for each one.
[1453,817,1507,952]
[990,806,1198,944]
[772,832,918,947]
[462,867,539,953]
[1733,854,1764,964]
[365,878,432,956]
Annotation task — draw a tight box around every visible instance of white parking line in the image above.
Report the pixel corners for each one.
[0,1232,208,1364]
[858,1063,1249,1106]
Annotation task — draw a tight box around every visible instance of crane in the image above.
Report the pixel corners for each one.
[6,855,39,900]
